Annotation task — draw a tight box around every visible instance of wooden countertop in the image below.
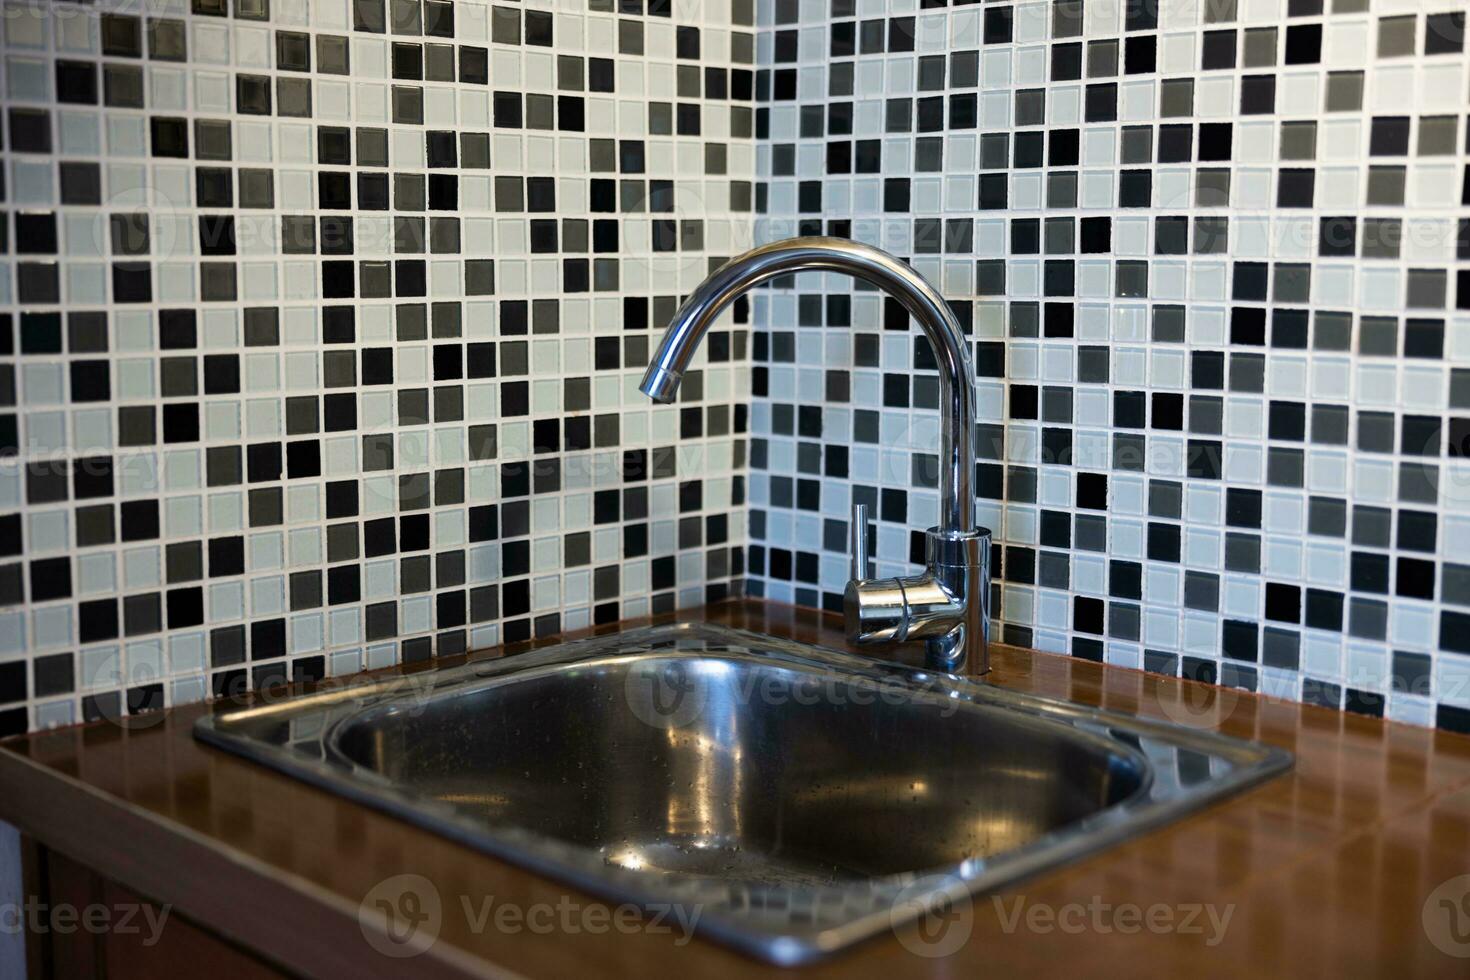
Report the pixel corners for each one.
[3,599,1470,978]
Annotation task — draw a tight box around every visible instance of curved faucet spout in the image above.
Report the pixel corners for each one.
[640,237,978,538]
[640,237,990,672]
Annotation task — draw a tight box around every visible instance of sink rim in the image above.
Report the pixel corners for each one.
[195,621,1292,965]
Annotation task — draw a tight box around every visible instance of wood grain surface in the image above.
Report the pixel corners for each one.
[2,599,1469,979]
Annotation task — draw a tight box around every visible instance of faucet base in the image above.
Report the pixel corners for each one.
[924,526,992,676]
[843,526,992,676]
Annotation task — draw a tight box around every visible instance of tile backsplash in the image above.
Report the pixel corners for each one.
[746,0,1470,732]
[3,0,1468,735]
[0,0,755,733]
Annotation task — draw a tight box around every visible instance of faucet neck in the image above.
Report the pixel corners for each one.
[641,237,978,537]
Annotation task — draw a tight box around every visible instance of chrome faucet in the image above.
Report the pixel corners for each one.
[639,237,991,674]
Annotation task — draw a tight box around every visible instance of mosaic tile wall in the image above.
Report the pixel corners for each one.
[0,0,756,733]
[746,0,1470,730]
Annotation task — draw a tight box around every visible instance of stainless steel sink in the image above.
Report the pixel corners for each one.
[195,622,1290,963]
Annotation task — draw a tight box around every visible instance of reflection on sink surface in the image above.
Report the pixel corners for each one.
[196,622,1290,964]
[334,653,1145,882]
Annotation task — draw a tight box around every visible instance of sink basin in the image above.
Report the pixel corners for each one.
[195,622,1290,963]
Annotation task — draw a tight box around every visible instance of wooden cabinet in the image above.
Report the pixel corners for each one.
[25,843,290,980]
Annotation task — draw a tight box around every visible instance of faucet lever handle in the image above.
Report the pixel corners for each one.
[849,502,868,580]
